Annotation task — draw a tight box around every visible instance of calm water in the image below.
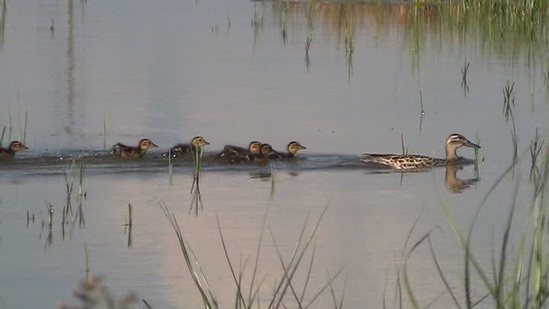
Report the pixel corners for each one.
[0,0,548,308]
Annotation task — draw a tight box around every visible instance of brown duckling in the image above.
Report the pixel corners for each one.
[270,141,307,159]
[0,141,28,159]
[217,141,262,164]
[254,143,278,164]
[169,136,210,157]
[110,138,158,158]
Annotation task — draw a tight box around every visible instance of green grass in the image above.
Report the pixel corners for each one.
[160,201,344,308]
[398,137,549,308]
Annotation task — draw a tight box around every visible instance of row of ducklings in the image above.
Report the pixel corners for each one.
[108,136,307,163]
[0,137,305,163]
[1,133,480,170]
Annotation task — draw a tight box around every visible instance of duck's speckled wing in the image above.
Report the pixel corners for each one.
[362,153,444,170]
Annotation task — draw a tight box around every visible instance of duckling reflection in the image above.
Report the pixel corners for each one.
[110,138,158,158]
[445,164,479,193]
[0,141,28,159]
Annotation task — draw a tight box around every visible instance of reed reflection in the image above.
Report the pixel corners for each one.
[186,137,210,216]
[256,1,548,71]
[64,0,76,136]
[0,0,6,44]
[124,204,133,248]
[39,203,55,248]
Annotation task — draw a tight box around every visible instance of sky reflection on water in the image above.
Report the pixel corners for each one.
[0,0,548,308]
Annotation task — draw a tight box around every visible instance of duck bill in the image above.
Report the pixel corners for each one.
[465,140,481,149]
[299,144,307,150]
[151,143,159,148]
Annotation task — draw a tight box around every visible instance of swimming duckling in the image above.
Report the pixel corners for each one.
[110,138,158,158]
[362,133,480,170]
[217,141,262,164]
[271,141,307,159]
[0,141,28,159]
[254,143,278,164]
[169,136,210,157]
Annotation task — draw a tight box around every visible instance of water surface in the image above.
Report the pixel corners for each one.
[0,0,548,308]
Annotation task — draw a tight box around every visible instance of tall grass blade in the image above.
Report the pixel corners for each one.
[0,125,5,147]
[270,203,330,308]
[0,0,7,44]
[23,110,27,144]
[329,276,346,309]
[103,118,107,150]
[160,201,218,308]
[215,216,247,308]
[426,236,462,308]
[248,210,269,304]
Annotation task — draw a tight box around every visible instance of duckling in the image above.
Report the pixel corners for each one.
[271,141,307,159]
[362,133,480,170]
[254,143,278,164]
[0,141,28,159]
[169,136,210,157]
[217,141,262,164]
[110,138,158,158]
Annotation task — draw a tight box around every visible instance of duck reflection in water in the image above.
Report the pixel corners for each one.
[445,164,479,193]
